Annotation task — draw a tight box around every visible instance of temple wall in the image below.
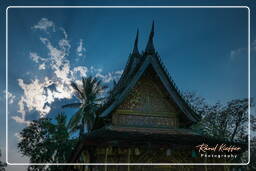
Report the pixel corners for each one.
[73,146,229,171]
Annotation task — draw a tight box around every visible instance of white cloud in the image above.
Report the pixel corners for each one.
[30,52,40,63]
[14,18,122,125]
[17,26,75,119]
[39,63,46,70]
[3,90,16,104]
[30,52,48,63]
[30,52,49,71]
[32,18,55,32]
[95,70,123,83]
[17,96,26,117]
[230,48,246,60]
[73,66,88,77]
[17,77,55,117]
[90,66,102,73]
[12,116,31,126]
[230,39,256,60]
[60,27,68,39]
[76,39,86,57]
[115,70,123,75]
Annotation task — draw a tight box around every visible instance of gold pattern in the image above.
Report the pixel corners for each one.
[113,72,180,128]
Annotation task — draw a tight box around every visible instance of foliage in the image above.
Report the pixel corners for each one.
[184,91,256,170]
[248,109,256,170]
[248,137,256,170]
[183,91,250,142]
[0,149,6,171]
[18,113,77,171]
[63,76,107,137]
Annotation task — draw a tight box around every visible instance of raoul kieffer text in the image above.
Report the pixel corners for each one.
[196,143,241,153]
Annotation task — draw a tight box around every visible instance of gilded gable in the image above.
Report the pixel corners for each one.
[112,68,180,128]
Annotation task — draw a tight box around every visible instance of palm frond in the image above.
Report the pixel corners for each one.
[68,108,83,130]
[55,112,67,125]
[65,76,107,136]
[94,97,106,102]
[71,82,84,100]
[82,77,89,99]
[101,85,108,90]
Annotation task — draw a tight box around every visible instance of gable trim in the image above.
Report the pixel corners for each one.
[99,55,199,124]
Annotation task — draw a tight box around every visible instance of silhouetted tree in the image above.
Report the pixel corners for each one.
[0,149,6,171]
[18,113,76,171]
[184,91,255,170]
[62,76,107,137]
[183,91,250,142]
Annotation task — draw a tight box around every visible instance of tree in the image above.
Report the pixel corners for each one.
[62,76,107,137]
[247,108,256,170]
[184,91,250,142]
[0,149,6,171]
[227,99,248,142]
[184,92,256,170]
[18,113,76,171]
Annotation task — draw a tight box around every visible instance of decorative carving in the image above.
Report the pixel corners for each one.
[118,72,177,114]
[113,71,180,128]
[113,114,178,128]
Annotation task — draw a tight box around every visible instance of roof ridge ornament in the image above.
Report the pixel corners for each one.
[132,29,140,56]
[145,21,155,55]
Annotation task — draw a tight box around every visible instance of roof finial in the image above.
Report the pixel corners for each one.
[145,21,155,54]
[132,29,140,55]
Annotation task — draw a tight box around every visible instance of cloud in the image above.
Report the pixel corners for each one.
[95,70,123,83]
[14,18,122,124]
[30,52,48,63]
[76,39,86,57]
[30,52,48,70]
[17,77,58,117]
[252,39,256,52]
[3,90,16,104]
[12,116,31,126]
[17,25,75,117]
[230,39,256,60]
[39,63,46,70]
[60,27,68,39]
[32,18,55,32]
[30,52,40,63]
[230,48,246,60]
[90,66,102,73]
[73,66,88,77]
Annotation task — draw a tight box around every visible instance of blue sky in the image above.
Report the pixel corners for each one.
[0,0,256,170]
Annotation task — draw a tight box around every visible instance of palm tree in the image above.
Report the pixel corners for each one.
[63,76,107,138]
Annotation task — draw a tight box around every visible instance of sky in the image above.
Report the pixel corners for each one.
[0,0,256,170]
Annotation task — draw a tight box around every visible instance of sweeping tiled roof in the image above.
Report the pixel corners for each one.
[99,22,200,124]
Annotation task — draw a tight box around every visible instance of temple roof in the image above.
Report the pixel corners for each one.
[99,22,200,125]
[145,21,155,55]
[132,29,139,55]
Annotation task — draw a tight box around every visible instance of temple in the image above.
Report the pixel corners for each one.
[66,22,246,171]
